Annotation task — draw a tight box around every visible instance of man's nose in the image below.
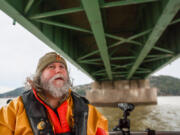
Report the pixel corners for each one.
[55,67,62,73]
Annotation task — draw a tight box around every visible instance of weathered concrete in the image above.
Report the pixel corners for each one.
[86,80,157,107]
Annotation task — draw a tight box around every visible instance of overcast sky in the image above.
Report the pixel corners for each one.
[0,10,180,93]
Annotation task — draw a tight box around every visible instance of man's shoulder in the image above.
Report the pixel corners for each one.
[21,89,35,100]
[8,96,24,106]
[21,89,33,95]
[0,96,25,114]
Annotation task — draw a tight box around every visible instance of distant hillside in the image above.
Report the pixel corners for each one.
[0,87,25,98]
[0,84,91,98]
[75,75,180,96]
[72,84,91,96]
[149,75,180,96]
[0,75,180,98]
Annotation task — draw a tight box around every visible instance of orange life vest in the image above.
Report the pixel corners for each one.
[22,89,89,135]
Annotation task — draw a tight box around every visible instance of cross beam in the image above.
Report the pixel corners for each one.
[0,0,94,80]
[81,0,112,80]
[127,0,180,79]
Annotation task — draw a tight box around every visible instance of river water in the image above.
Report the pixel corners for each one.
[97,96,180,131]
[0,96,180,131]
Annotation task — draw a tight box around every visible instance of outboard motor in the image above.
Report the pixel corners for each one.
[113,103,135,135]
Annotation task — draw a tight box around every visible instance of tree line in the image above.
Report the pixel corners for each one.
[0,75,180,98]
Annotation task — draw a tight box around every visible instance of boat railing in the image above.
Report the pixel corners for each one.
[109,131,180,135]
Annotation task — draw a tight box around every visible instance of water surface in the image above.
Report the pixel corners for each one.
[97,96,180,131]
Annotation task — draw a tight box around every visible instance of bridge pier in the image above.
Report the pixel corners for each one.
[86,80,157,107]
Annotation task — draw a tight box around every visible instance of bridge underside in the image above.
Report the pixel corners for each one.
[0,0,180,81]
[0,0,180,105]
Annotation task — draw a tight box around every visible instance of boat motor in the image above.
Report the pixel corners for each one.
[113,103,135,135]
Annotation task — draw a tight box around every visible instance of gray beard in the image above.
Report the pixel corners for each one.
[41,74,71,98]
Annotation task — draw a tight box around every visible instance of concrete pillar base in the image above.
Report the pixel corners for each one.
[86,80,157,107]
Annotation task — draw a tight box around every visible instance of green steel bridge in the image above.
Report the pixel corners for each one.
[0,0,180,82]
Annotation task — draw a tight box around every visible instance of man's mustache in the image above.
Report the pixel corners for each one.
[50,74,65,82]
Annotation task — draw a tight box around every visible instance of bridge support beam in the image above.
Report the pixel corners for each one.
[86,80,157,107]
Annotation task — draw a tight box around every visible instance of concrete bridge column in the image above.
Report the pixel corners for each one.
[86,80,157,107]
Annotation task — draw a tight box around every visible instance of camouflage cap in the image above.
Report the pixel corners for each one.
[36,52,67,75]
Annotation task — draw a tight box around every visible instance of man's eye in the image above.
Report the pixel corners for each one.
[60,65,65,69]
[49,65,55,69]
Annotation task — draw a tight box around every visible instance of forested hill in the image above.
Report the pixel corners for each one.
[149,75,180,96]
[0,87,25,98]
[0,75,180,98]
[74,75,180,96]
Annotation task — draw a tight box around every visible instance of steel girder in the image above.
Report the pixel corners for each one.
[127,0,180,79]
[0,0,94,80]
[0,0,180,81]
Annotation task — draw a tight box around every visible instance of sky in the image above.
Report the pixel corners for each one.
[0,10,180,93]
[0,11,93,93]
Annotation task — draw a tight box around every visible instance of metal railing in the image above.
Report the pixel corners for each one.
[109,131,180,135]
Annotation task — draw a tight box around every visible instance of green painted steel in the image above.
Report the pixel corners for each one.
[111,18,180,56]
[34,20,141,50]
[78,58,102,62]
[29,0,157,20]
[24,0,34,14]
[146,21,180,78]
[111,56,135,60]
[81,0,112,80]
[0,0,94,80]
[146,54,173,58]
[146,54,180,78]
[36,19,92,34]
[78,29,151,61]
[127,0,180,79]
[105,34,142,46]
[135,70,151,74]
[77,50,99,61]
[170,18,180,25]
[13,20,16,25]
[78,61,102,65]
[111,63,134,68]
[30,7,84,19]
[78,56,135,63]
[109,29,152,56]
[138,67,151,71]
[92,69,106,75]
[102,0,158,8]
[0,0,180,81]
[152,46,175,54]
[144,55,172,63]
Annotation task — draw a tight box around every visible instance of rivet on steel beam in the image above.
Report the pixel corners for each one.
[13,20,16,25]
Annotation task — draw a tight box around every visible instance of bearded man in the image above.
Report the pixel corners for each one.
[0,52,108,135]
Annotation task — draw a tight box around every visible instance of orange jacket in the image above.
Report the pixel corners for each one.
[0,90,108,135]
